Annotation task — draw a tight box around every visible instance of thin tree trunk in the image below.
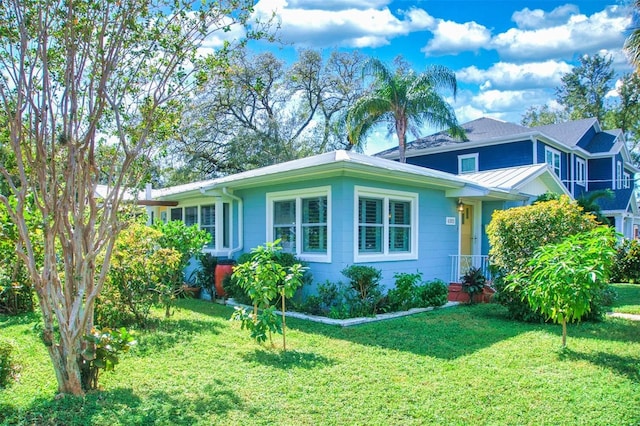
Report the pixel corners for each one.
[281,294,287,351]
[562,319,567,348]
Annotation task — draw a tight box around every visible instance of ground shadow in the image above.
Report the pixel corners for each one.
[562,349,640,383]
[286,303,533,360]
[242,348,335,370]
[134,318,224,357]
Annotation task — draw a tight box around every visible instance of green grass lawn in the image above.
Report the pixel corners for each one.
[1,289,639,425]
[611,283,640,314]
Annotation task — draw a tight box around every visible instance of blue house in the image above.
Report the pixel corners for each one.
[146,150,566,290]
[378,117,640,242]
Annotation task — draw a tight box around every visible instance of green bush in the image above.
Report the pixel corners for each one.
[416,279,449,307]
[341,265,383,317]
[460,267,486,304]
[81,327,136,391]
[610,239,640,283]
[0,338,16,388]
[96,223,184,327]
[487,196,597,321]
[224,250,311,306]
[386,272,422,311]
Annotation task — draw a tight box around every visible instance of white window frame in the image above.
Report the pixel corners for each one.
[576,157,586,187]
[266,186,331,263]
[169,200,231,251]
[617,161,623,189]
[545,146,561,177]
[354,186,418,263]
[458,153,479,174]
[624,171,631,189]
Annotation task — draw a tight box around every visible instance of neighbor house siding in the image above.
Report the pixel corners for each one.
[588,158,613,191]
[537,142,569,185]
[576,126,598,150]
[407,140,533,174]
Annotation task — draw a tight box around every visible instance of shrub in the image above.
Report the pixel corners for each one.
[298,281,344,316]
[487,196,597,321]
[231,241,306,350]
[195,253,217,300]
[81,327,136,391]
[387,272,422,311]
[460,267,486,304]
[341,265,383,316]
[507,227,617,347]
[96,223,184,327]
[610,239,640,283]
[416,279,449,308]
[0,338,16,388]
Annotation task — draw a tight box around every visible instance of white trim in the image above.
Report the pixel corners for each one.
[617,161,623,190]
[576,157,586,187]
[353,186,418,263]
[544,145,561,177]
[167,199,234,255]
[458,153,479,174]
[266,186,332,263]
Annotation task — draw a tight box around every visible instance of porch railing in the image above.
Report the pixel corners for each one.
[449,255,491,283]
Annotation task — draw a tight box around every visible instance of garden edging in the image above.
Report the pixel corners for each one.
[222,299,460,327]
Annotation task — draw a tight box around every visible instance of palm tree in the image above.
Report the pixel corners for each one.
[624,1,640,70]
[346,57,465,163]
[577,189,614,225]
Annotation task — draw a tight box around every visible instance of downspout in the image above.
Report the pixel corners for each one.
[223,187,243,257]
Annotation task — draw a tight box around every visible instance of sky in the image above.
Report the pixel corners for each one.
[244,0,635,154]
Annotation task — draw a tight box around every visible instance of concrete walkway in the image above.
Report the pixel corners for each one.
[607,312,640,321]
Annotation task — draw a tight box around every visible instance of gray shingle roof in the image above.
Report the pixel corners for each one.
[376,117,531,155]
[530,118,598,147]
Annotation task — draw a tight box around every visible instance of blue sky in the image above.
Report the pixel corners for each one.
[245,0,634,154]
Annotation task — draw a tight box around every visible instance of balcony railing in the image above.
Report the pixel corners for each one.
[449,255,491,283]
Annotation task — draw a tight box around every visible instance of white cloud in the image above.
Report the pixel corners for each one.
[421,19,491,55]
[512,4,580,29]
[457,60,573,90]
[253,1,433,48]
[491,5,630,61]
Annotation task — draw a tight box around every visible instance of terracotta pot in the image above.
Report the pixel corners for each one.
[214,261,235,297]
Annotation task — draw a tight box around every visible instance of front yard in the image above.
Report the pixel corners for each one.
[1,284,639,425]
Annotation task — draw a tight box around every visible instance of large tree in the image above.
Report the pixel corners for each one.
[0,0,265,395]
[624,0,640,71]
[346,57,465,163]
[171,48,366,179]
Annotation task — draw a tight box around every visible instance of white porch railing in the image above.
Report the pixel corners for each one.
[449,255,491,283]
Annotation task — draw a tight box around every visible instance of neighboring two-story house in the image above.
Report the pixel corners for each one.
[377,116,640,255]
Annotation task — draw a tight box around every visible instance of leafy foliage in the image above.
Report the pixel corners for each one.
[0,338,16,388]
[230,241,305,349]
[487,196,598,321]
[507,227,617,347]
[195,253,217,299]
[610,239,640,284]
[415,279,450,308]
[346,57,465,162]
[96,224,183,327]
[341,265,384,316]
[460,267,487,304]
[81,327,136,391]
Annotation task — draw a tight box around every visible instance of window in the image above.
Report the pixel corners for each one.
[354,186,418,262]
[576,158,586,186]
[169,201,232,251]
[267,187,331,262]
[545,146,561,177]
[458,153,478,174]
[617,161,623,189]
[201,205,215,248]
[170,207,182,222]
[624,172,631,189]
[184,206,198,226]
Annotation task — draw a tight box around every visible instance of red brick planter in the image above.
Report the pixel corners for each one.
[448,283,495,303]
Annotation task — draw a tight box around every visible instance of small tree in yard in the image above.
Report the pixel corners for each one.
[0,0,268,395]
[507,227,617,348]
[231,241,305,351]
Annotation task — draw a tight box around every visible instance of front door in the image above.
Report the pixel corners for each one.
[460,204,473,256]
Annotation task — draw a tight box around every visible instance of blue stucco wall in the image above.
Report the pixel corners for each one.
[407,140,534,174]
[235,176,460,294]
